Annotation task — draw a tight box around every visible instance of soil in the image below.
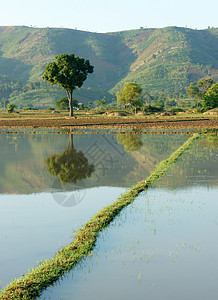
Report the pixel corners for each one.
[0,116,217,130]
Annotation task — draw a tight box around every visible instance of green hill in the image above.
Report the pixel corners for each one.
[110,27,218,95]
[0,26,217,107]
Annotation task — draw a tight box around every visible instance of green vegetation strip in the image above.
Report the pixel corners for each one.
[0,133,200,299]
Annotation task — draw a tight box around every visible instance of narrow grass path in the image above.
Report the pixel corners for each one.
[0,133,200,299]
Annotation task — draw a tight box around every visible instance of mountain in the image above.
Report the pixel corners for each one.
[110,27,218,95]
[0,26,217,107]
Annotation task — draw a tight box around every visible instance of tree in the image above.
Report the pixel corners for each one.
[7,103,16,113]
[117,133,143,152]
[55,97,78,110]
[165,98,177,108]
[45,134,95,184]
[131,97,143,113]
[55,97,69,110]
[143,90,154,105]
[94,99,107,109]
[156,99,164,109]
[186,78,214,107]
[202,82,218,110]
[197,78,214,94]
[87,101,93,110]
[186,82,201,106]
[42,54,94,117]
[116,82,143,113]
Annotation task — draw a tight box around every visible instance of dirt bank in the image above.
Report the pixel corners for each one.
[0,116,217,130]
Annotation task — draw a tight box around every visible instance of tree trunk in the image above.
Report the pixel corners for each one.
[67,90,74,117]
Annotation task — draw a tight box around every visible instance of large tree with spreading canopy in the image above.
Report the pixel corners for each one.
[42,54,94,116]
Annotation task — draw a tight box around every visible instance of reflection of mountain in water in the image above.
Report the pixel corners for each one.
[157,134,218,188]
[1,132,215,194]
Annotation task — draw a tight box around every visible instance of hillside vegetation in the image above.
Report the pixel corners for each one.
[0,26,217,107]
[110,27,218,95]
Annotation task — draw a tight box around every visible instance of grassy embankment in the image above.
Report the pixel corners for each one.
[0,133,200,299]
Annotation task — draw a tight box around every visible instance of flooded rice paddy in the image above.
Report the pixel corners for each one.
[0,131,217,299]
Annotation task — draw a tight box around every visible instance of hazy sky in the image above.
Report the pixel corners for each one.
[0,0,217,32]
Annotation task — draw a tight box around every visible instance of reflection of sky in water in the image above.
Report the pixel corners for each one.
[39,135,218,300]
[0,133,217,298]
[0,187,125,287]
[40,186,218,300]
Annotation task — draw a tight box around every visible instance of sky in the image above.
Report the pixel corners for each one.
[0,0,217,33]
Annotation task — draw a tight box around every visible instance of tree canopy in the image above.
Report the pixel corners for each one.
[116,82,143,113]
[202,82,218,110]
[94,99,107,109]
[42,54,94,116]
[186,78,214,107]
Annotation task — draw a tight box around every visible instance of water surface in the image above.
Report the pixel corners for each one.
[0,131,189,288]
[38,135,218,300]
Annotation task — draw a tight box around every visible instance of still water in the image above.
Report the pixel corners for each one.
[38,134,218,300]
[0,131,188,193]
[0,132,217,300]
[0,131,188,288]
[40,187,218,300]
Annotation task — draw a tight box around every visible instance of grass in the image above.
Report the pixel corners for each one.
[0,133,200,299]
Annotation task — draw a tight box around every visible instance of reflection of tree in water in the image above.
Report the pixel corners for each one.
[45,134,95,184]
[117,133,143,152]
[158,134,218,189]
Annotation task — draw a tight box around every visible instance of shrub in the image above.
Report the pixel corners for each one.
[168,107,184,113]
[7,103,16,113]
